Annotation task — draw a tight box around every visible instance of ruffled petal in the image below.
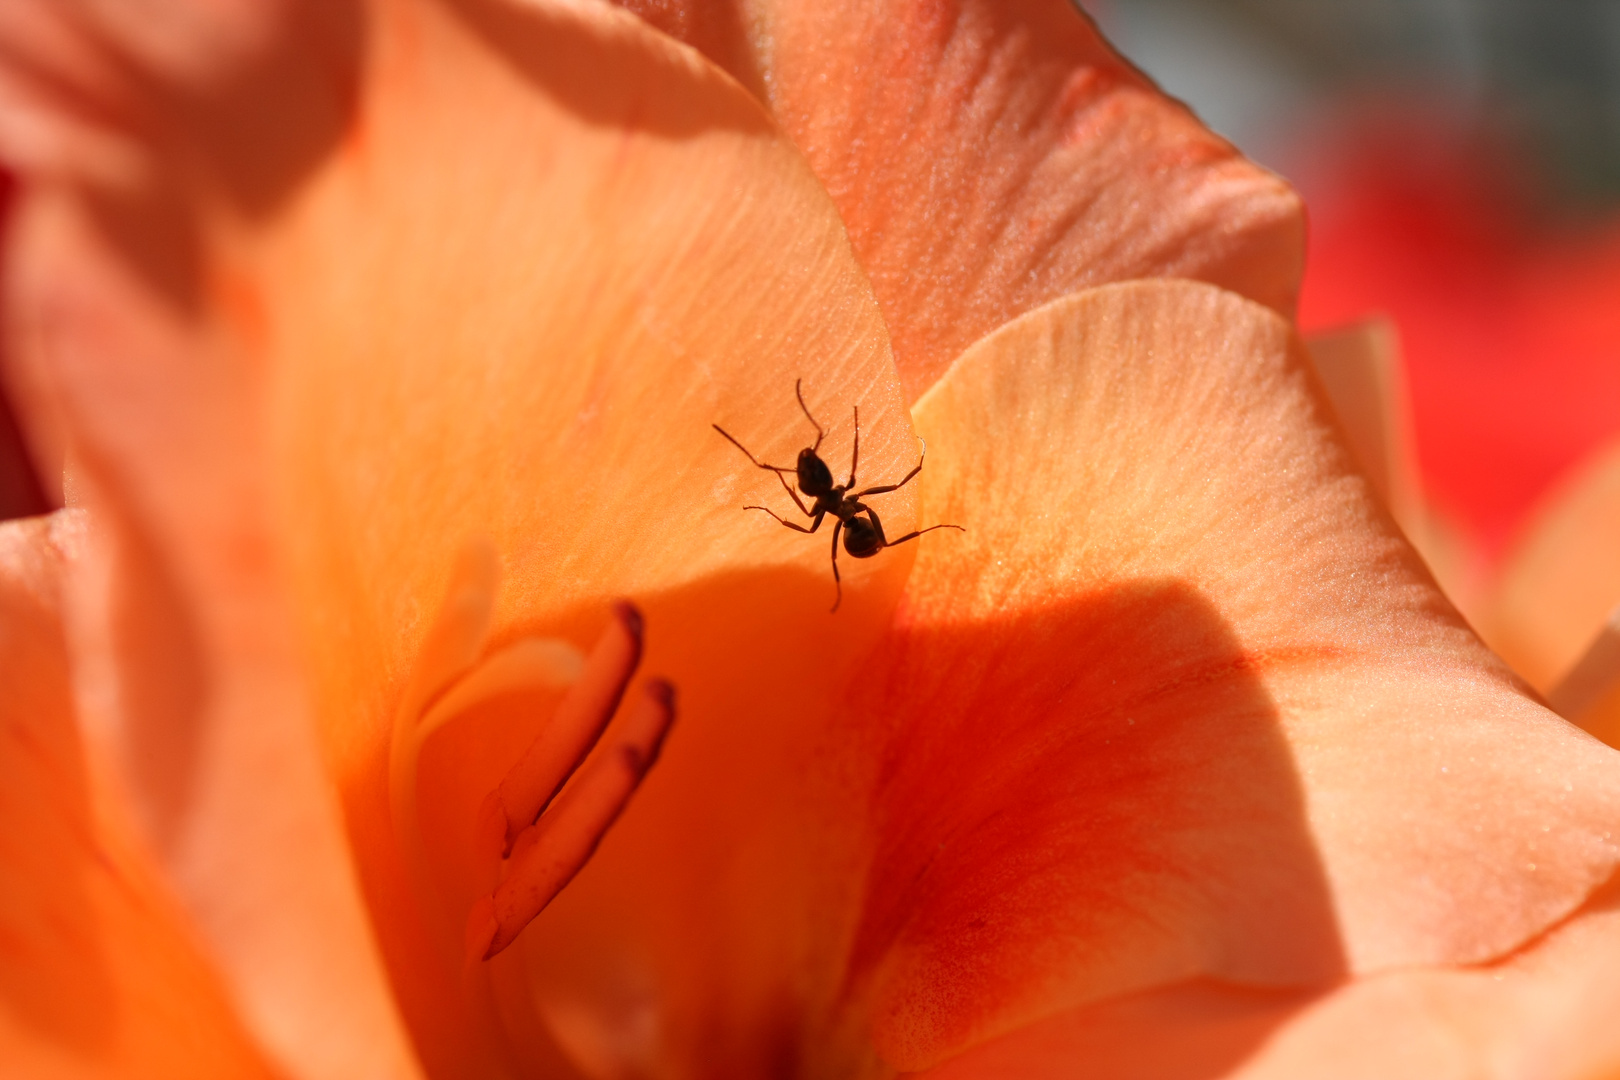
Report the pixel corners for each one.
[1,3,428,1076]
[0,513,278,1079]
[260,0,915,670]
[613,0,1305,399]
[916,887,1620,1079]
[865,280,1620,1068]
[8,0,921,1071]
[1480,437,1620,695]
[1304,320,1424,544]
[4,0,921,1072]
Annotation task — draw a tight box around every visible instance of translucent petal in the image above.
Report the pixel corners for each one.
[879,280,1620,1067]
[615,0,1305,399]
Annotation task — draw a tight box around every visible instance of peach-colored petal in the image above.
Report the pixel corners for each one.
[1479,437,1620,695]
[1227,897,1620,1079]
[916,886,1620,1079]
[262,0,916,663]
[10,0,920,1070]
[1549,617,1620,749]
[1303,321,1486,621]
[9,203,423,1080]
[906,979,1319,1080]
[865,280,1620,1068]
[0,513,279,1080]
[1,3,427,1077]
[6,0,929,1071]
[11,5,1599,1080]
[615,0,1305,399]
[1305,320,1422,542]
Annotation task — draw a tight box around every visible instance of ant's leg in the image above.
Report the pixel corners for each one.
[861,505,887,547]
[829,519,843,612]
[714,425,815,515]
[847,405,859,488]
[713,424,797,474]
[769,470,816,517]
[855,437,927,498]
[746,506,826,534]
[881,523,966,548]
[795,379,826,452]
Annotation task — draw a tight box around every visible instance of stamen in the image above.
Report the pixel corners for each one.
[469,680,676,960]
[477,602,643,860]
[386,570,674,965]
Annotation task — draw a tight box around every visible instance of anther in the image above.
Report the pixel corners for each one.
[469,679,676,960]
[476,602,644,862]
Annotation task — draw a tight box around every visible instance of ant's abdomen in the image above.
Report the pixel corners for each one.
[843,519,884,558]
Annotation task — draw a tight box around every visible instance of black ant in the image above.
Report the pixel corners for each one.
[714,380,964,611]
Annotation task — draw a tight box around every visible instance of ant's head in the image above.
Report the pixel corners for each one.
[796,447,835,497]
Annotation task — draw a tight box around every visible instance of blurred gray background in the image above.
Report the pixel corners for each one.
[1086,0,1620,210]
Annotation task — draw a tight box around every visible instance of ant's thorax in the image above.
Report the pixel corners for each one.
[816,488,866,523]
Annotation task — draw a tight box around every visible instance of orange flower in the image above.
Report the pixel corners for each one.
[3,2,1620,1078]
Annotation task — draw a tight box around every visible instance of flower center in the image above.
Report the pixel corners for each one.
[386,540,675,965]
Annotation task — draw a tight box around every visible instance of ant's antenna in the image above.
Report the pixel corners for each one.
[794,378,825,452]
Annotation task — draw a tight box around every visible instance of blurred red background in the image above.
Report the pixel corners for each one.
[1297,113,1620,563]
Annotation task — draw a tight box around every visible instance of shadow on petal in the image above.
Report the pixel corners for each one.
[494,569,1341,1077]
[98,488,207,853]
[10,0,366,307]
[511,561,906,1077]
[848,578,1346,1070]
[908,979,1321,1080]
